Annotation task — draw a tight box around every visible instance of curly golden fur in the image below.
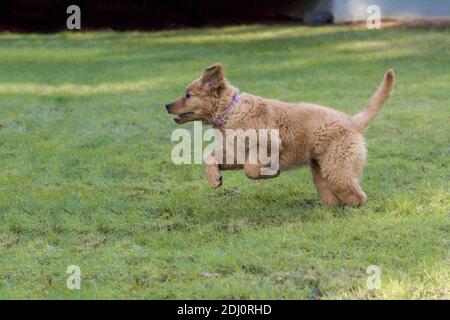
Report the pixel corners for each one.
[166,64,395,207]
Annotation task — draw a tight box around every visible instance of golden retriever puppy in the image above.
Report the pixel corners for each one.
[166,64,395,207]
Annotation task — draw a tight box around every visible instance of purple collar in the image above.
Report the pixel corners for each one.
[213,93,241,127]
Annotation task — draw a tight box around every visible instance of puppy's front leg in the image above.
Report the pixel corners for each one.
[204,149,244,188]
[204,149,222,188]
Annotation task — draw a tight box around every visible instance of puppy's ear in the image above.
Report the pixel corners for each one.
[201,63,224,91]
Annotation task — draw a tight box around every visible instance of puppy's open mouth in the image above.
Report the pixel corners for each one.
[174,112,193,124]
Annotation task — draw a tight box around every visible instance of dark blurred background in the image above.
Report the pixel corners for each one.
[2,0,448,32]
[0,0,319,32]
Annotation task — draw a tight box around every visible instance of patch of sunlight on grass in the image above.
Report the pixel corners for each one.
[245,57,315,71]
[379,264,450,299]
[136,25,343,45]
[0,31,114,41]
[0,80,159,96]
[335,40,390,51]
[0,47,106,62]
[348,47,414,61]
[328,261,450,299]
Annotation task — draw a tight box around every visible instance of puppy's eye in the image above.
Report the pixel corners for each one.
[185,93,192,99]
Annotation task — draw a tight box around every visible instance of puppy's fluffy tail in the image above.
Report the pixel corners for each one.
[352,69,395,132]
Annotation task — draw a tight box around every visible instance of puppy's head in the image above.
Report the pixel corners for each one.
[165,63,230,124]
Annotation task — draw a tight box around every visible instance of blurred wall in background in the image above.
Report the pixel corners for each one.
[328,0,450,22]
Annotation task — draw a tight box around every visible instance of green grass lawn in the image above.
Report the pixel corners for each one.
[0,25,449,299]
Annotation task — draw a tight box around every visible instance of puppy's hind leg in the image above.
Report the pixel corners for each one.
[328,174,367,208]
[318,136,368,207]
[310,160,340,207]
[244,163,280,179]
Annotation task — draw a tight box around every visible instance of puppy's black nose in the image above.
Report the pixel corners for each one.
[165,103,172,111]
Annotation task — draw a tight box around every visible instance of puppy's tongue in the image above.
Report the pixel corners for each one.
[175,112,193,119]
[175,112,193,121]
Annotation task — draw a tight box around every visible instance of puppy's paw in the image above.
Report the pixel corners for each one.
[208,174,222,188]
[322,195,340,208]
[205,169,222,188]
